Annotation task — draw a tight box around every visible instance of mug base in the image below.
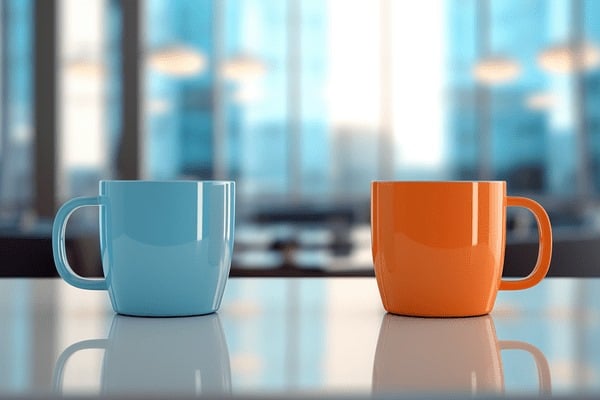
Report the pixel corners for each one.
[384,308,491,318]
[114,309,218,318]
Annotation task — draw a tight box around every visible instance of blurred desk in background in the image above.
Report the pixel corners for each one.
[4,194,600,278]
[2,223,600,277]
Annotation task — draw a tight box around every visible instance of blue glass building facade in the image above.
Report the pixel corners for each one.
[0,0,33,221]
[2,0,600,223]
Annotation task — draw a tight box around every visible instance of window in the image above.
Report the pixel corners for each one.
[2,0,600,276]
[0,0,33,228]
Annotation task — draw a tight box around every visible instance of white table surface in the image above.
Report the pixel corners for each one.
[0,277,599,398]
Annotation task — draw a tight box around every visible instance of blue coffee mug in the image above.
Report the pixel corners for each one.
[52,180,235,317]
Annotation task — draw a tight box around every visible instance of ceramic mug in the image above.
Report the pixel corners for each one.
[52,180,235,317]
[371,181,552,317]
[54,314,231,396]
[372,314,551,395]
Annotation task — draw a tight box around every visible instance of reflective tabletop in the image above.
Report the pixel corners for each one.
[1,277,599,398]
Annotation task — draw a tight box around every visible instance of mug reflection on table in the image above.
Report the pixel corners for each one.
[372,314,551,395]
[54,313,231,396]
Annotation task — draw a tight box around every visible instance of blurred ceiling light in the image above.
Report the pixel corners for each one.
[65,59,105,79]
[525,92,556,110]
[537,42,600,74]
[472,56,521,85]
[12,124,32,144]
[222,54,267,82]
[232,83,264,104]
[147,45,207,77]
[147,98,173,115]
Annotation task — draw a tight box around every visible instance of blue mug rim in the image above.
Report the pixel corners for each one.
[99,180,234,184]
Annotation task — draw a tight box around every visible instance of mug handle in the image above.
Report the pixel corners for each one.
[52,196,107,290]
[499,340,552,395]
[500,196,552,291]
[53,339,108,393]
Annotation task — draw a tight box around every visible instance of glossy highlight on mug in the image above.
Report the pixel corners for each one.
[370,181,552,317]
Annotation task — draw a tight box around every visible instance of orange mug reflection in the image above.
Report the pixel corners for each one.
[372,314,551,395]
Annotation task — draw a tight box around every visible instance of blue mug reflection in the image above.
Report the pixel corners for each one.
[54,314,231,396]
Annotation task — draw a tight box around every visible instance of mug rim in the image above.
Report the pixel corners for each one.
[99,179,235,184]
[371,180,506,184]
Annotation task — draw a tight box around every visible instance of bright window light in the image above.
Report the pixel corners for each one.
[59,0,106,171]
[392,1,446,169]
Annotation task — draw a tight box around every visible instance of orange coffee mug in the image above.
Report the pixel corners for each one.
[371,181,552,317]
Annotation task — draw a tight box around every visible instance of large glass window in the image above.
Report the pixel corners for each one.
[144,0,216,180]
[0,0,33,228]
[2,0,600,276]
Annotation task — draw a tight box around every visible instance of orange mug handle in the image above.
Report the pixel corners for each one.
[500,196,552,291]
[499,340,552,395]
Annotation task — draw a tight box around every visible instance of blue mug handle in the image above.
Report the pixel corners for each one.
[53,339,108,393]
[52,196,107,290]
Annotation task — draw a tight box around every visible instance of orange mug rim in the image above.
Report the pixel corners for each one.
[371,180,506,184]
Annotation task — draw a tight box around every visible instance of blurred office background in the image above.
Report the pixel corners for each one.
[2,0,600,276]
